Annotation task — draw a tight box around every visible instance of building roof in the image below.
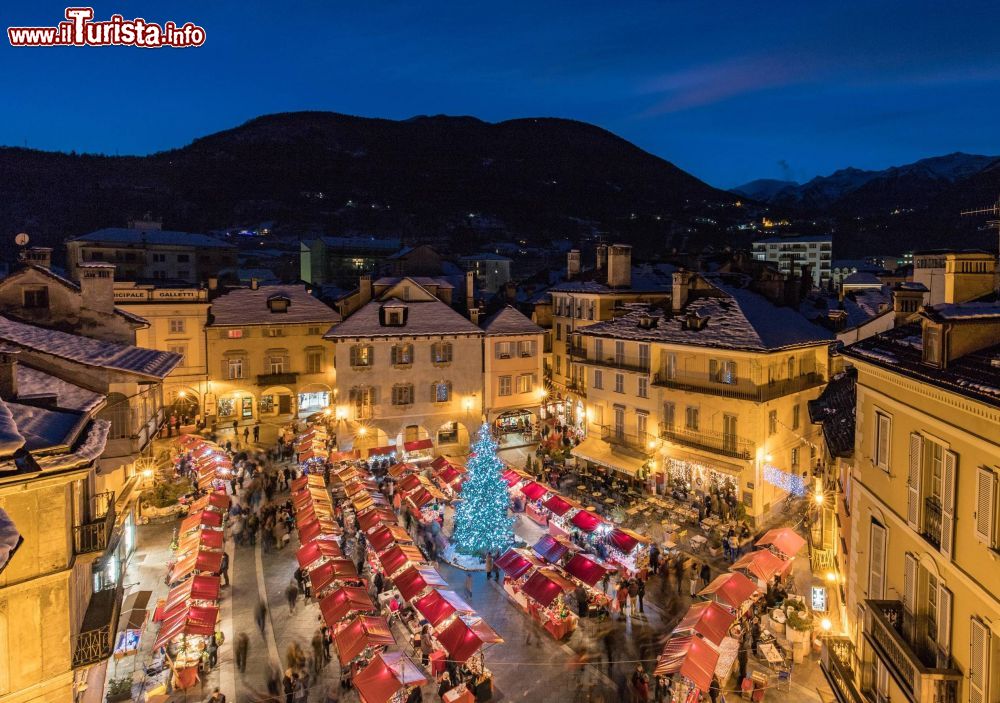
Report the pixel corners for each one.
[16,365,105,414]
[5,265,149,327]
[841,323,1000,408]
[808,368,856,458]
[320,236,401,252]
[324,298,482,339]
[480,306,544,336]
[460,253,512,262]
[842,272,882,285]
[375,276,454,290]
[578,274,833,352]
[548,263,676,295]
[71,227,235,249]
[0,315,181,379]
[921,301,1000,322]
[208,284,341,327]
[754,234,832,244]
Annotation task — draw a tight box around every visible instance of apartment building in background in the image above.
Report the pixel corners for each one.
[752,233,833,287]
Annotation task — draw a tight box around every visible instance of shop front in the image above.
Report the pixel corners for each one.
[298,390,330,415]
[260,385,294,417]
[216,391,255,422]
[539,394,585,434]
[493,409,536,448]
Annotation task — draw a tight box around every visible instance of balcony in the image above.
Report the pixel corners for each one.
[72,583,123,668]
[864,601,961,703]
[567,346,587,359]
[257,371,298,386]
[820,637,866,703]
[922,496,942,548]
[73,492,116,556]
[652,371,825,403]
[600,425,654,456]
[576,352,650,374]
[660,424,754,460]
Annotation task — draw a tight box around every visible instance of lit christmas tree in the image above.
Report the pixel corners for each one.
[452,424,515,556]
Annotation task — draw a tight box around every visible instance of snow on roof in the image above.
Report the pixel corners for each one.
[460,253,512,262]
[325,298,482,339]
[843,272,882,285]
[0,398,25,457]
[320,236,401,251]
[375,276,454,289]
[16,365,104,414]
[0,315,180,378]
[208,284,341,327]
[72,227,235,249]
[896,282,928,292]
[480,306,544,336]
[8,403,88,451]
[924,302,1000,321]
[548,263,675,294]
[4,265,149,327]
[34,418,110,473]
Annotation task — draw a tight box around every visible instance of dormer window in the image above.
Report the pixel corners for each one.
[923,324,943,366]
[380,304,407,327]
[267,295,290,313]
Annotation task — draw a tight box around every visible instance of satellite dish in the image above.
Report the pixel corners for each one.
[14,233,29,246]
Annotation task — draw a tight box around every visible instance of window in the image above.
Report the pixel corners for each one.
[495,342,512,359]
[768,410,777,435]
[307,326,321,335]
[555,323,562,341]
[177,253,190,263]
[22,286,49,309]
[350,344,374,367]
[391,384,414,405]
[554,355,561,375]
[350,386,375,419]
[268,355,285,374]
[638,377,648,398]
[99,393,130,440]
[498,376,512,396]
[924,325,942,365]
[868,520,886,599]
[168,344,186,366]
[970,619,991,703]
[638,344,650,371]
[595,339,603,360]
[875,412,891,470]
[637,413,648,443]
[787,356,796,378]
[516,374,535,394]
[431,342,453,363]
[661,352,676,380]
[710,359,737,384]
[791,447,799,468]
[685,406,699,431]
[169,318,185,334]
[391,343,414,366]
[383,307,406,326]
[227,357,245,379]
[614,341,625,365]
[792,404,800,430]
[265,327,283,337]
[306,350,323,374]
[433,382,452,403]
[593,370,603,390]
[152,253,166,263]
[614,373,624,393]
[517,340,535,358]
[974,467,998,547]
[663,402,676,429]
[227,329,243,339]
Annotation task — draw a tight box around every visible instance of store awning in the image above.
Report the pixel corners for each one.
[358,508,398,533]
[521,568,577,607]
[354,652,427,703]
[319,586,376,626]
[389,462,418,478]
[171,548,223,582]
[698,572,761,611]
[673,601,736,647]
[570,509,604,533]
[542,494,575,517]
[179,509,223,534]
[335,615,395,666]
[377,544,426,577]
[309,558,361,595]
[495,548,542,580]
[654,635,719,693]
[661,446,747,477]
[532,535,570,564]
[187,491,231,514]
[437,614,503,664]
[731,549,793,583]
[164,575,220,613]
[403,438,433,452]
[120,589,152,632]
[520,481,549,501]
[608,527,650,554]
[755,527,806,558]
[434,466,463,487]
[393,565,448,601]
[296,539,343,571]
[178,528,224,554]
[570,437,646,476]
[564,554,614,587]
[368,445,396,457]
[368,524,413,552]
[413,588,475,629]
[153,605,219,650]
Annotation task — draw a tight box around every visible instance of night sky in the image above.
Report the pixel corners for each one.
[2,0,998,187]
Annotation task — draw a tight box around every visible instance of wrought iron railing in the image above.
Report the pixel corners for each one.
[599,426,654,455]
[73,492,116,555]
[72,583,123,668]
[576,353,650,374]
[659,424,754,459]
[820,637,866,703]
[652,371,825,403]
[923,496,942,548]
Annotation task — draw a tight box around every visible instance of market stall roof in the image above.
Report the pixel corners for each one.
[413,588,475,629]
[437,614,503,664]
[698,572,761,611]
[171,548,223,582]
[397,473,423,493]
[187,491,231,514]
[335,615,396,666]
[368,445,396,457]
[120,589,152,632]
[654,635,720,693]
[297,519,337,546]
[542,494,575,517]
[570,509,604,533]
[388,461,418,478]
[500,468,523,487]
[178,528,224,553]
[731,549,793,582]
[532,535,570,564]
[433,465,463,487]
[495,548,541,580]
[296,539,343,571]
[755,527,806,558]
[153,604,219,650]
[367,524,413,552]
[520,481,549,501]
[521,568,577,607]
[309,558,361,595]
[179,509,223,534]
[329,449,361,462]
[673,601,736,647]
[358,508,398,532]
[319,586,376,625]
[393,565,448,601]
[353,652,427,703]
[403,438,433,452]
[571,437,646,476]
[377,544,426,577]
[608,527,650,554]
[164,575,220,613]
[564,553,614,587]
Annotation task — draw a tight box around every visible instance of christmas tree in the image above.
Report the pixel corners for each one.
[452,424,515,556]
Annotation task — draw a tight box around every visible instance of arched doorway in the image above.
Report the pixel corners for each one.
[259,386,294,418]
[494,409,537,448]
[167,388,200,424]
[436,421,470,450]
[297,383,332,416]
[350,425,390,456]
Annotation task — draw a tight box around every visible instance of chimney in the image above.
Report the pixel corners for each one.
[503,281,517,303]
[595,244,608,273]
[359,275,373,306]
[77,262,116,315]
[207,276,219,291]
[465,270,475,311]
[24,247,53,270]
[0,346,18,399]
[567,249,581,280]
[250,278,259,291]
[606,244,632,288]
[672,270,691,312]
[469,307,481,326]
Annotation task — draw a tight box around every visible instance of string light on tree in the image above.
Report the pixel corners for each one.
[452,425,515,556]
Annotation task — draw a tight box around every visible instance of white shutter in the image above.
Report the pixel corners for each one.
[936,585,952,661]
[975,467,997,545]
[970,618,990,703]
[907,432,922,528]
[902,552,916,615]
[709,359,719,382]
[869,521,886,599]
[940,451,957,559]
[876,413,890,468]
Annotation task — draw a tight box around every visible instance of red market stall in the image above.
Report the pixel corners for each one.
[654,634,720,696]
[309,557,363,597]
[520,481,549,502]
[169,548,223,584]
[329,449,361,463]
[698,572,762,614]
[368,445,397,459]
[436,614,503,664]
[755,527,806,559]
[731,549,793,586]
[367,524,413,552]
[515,568,579,639]
[531,534,572,564]
[335,615,396,667]
[161,574,220,617]
[606,527,651,575]
[377,544,427,579]
[179,509,223,535]
[296,539,344,572]
[320,586,377,626]
[353,651,427,703]
[673,601,736,647]
[153,604,219,650]
[413,588,475,629]
[495,549,543,580]
[178,528,223,554]
[570,509,604,534]
[388,462,419,479]
[358,508,399,533]
[563,553,614,588]
[393,565,448,602]
[402,438,434,462]
[187,491,231,514]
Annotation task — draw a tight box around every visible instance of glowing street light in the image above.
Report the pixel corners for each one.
[820,618,832,632]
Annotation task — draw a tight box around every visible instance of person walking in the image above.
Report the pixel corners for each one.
[286,579,299,613]
[631,664,650,703]
[464,572,473,597]
[220,551,230,587]
[627,578,639,616]
[235,631,249,673]
[637,577,646,614]
[616,581,629,619]
[484,551,494,581]
[689,563,700,597]
[699,561,711,589]
[207,635,219,668]
[709,675,721,703]
[311,628,326,673]
[253,424,260,443]
[207,687,227,703]
[255,600,267,635]
[243,426,250,445]
[674,556,686,595]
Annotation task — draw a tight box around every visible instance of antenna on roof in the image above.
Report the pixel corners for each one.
[960,193,1000,255]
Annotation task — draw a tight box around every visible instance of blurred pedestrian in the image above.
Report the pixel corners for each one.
[286,579,299,613]
[255,600,267,634]
[235,631,249,673]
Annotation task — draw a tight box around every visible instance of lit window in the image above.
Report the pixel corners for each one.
[227,329,243,339]
[169,319,185,334]
[498,376,512,396]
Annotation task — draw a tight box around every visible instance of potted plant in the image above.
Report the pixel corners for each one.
[785,609,813,644]
[106,676,133,702]
[708,535,723,557]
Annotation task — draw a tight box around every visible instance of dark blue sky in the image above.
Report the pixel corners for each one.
[2,0,998,187]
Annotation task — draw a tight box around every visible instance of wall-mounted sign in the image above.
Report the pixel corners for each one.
[811,586,828,612]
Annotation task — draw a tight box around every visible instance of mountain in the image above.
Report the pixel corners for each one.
[0,111,735,258]
[730,179,797,201]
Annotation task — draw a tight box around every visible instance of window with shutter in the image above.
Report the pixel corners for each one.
[869,520,886,599]
[907,432,922,528]
[875,412,891,470]
[970,618,990,703]
[936,585,952,665]
[902,552,916,640]
[709,359,719,382]
[975,467,997,546]
[940,451,957,559]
